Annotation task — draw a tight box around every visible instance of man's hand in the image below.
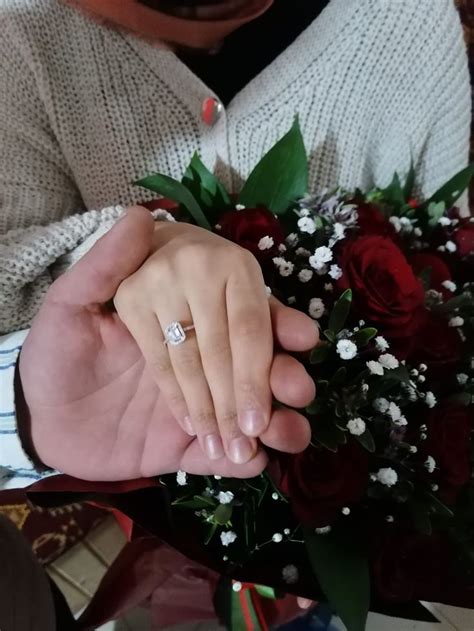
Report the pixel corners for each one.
[19,208,318,481]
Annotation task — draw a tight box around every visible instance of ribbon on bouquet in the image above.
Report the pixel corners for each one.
[215,577,278,631]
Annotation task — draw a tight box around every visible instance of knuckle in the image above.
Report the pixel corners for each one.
[193,409,217,432]
[166,389,187,409]
[203,335,231,363]
[218,409,238,430]
[148,353,174,377]
[235,313,264,341]
[174,348,202,377]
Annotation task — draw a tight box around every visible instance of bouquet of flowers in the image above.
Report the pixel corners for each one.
[31,122,474,630]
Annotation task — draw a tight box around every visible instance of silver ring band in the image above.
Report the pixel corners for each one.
[163,321,195,346]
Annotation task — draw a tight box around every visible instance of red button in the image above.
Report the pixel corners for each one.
[202,97,223,126]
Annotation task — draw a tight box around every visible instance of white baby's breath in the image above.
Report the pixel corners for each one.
[373,398,390,413]
[375,336,389,351]
[298,269,314,283]
[457,373,468,385]
[425,456,436,473]
[425,392,437,408]
[176,470,187,486]
[282,565,299,585]
[309,246,333,271]
[449,316,464,328]
[273,257,294,277]
[329,264,343,280]
[367,360,384,376]
[445,240,457,253]
[346,418,366,436]
[337,339,357,360]
[258,235,274,251]
[298,216,317,234]
[441,280,457,292]
[218,491,234,505]
[375,467,398,487]
[378,354,399,370]
[220,531,237,547]
[309,298,325,319]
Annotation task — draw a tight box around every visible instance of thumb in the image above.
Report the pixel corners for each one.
[52,206,155,306]
[270,297,320,351]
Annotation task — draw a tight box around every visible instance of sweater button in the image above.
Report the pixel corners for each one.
[202,97,223,126]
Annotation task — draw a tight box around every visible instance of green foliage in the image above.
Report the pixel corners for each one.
[305,528,370,631]
[239,119,308,214]
[424,163,474,209]
[328,289,352,333]
[135,172,212,229]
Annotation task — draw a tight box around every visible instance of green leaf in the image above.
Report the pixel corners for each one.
[328,289,352,333]
[214,504,233,525]
[331,367,347,386]
[205,522,218,545]
[254,585,276,600]
[411,503,433,536]
[424,492,454,519]
[355,429,376,453]
[305,529,370,631]
[403,161,416,201]
[419,266,432,291]
[324,329,336,343]
[436,293,472,315]
[310,344,330,365]
[427,201,446,228]
[352,327,378,348]
[182,153,231,212]
[313,418,347,451]
[383,173,405,207]
[239,119,308,214]
[172,496,215,510]
[381,365,411,384]
[425,163,474,209]
[135,173,212,230]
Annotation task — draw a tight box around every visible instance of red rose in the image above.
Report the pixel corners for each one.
[408,313,462,379]
[337,236,425,339]
[373,530,453,603]
[280,443,369,527]
[410,253,452,298]
[454,220,474,258]
[356,202,396,238]
[421,403,472,503]
[218,207,285,260]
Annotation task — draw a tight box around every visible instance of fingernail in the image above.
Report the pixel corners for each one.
[228,436,256,464]
[204,433,225,460]
[240,410,266,436]
[183,416,195,436]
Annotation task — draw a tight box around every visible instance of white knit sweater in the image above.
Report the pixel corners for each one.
[0,0,471,335]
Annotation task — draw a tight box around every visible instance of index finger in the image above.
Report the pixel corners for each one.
[269,297,320,352]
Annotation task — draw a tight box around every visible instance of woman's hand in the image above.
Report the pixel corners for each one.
[114,218,276,465]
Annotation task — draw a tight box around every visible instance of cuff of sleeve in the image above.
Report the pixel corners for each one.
[0,330,58,489]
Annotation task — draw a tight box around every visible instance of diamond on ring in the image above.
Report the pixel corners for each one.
[164,321,194,346]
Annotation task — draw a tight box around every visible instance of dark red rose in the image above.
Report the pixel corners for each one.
[421,403,472,503]
[337,236,425,339]
[408,313,462,379]
[280,442,369,527]
[218,207,284,260]
[410,253,452,298]
[372,529,454,603]
[454,220,474,258]
[355,202,396,238]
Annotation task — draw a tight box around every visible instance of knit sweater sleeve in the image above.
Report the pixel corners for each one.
[0,15,126,335]
[415,1,472,210]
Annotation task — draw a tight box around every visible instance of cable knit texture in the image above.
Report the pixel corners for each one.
[0,0,471,334]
